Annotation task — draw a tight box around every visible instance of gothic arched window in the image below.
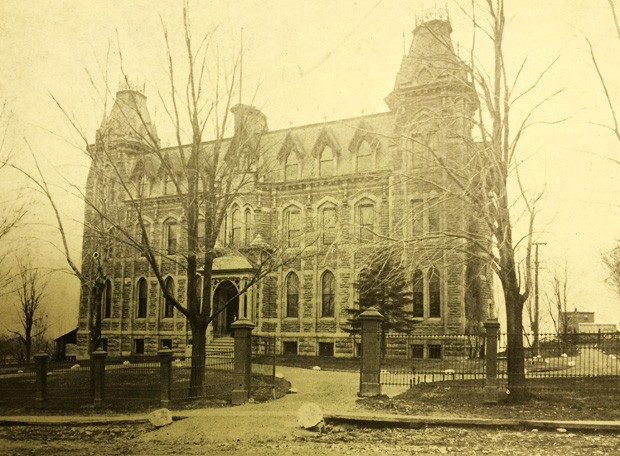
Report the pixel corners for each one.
[285,272,300,318]
[231,207,241,246]
[244,208,253,244]
[136,278,148,318]
[163,277,175,318]
[412,270,424,318]
[164,219,178,255]
[321,271,335,318]
[428,268,441,318]
[103,279,112,319]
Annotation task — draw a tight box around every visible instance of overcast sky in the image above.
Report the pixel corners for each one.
[1,0,619,337]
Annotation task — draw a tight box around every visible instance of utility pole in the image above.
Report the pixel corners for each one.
[533,242,546,357]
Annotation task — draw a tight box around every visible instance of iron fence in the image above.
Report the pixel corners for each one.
[171,352,234,401]
[105,357,160,406]
[498,332,620,391]
[45,359,92,407]
[380,333,486,388]
[0,362,37,408]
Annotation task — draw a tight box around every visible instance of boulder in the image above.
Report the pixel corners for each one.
[148,408,173,427]
[123,360,131,366]
[288,387,299,394]
[297,403,324,429]
[311,366,321,371]
[70,364,80,370]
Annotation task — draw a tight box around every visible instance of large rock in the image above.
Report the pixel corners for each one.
[148,408,173,427]
[297,403,324,429]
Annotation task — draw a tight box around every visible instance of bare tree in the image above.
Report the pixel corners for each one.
[23,5,302,395]
[590,1,620,299]
[384,2,562,398]
[9,264,48,364]
[547,264,569,354]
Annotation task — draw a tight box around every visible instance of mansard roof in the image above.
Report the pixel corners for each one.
[135,111,395,181]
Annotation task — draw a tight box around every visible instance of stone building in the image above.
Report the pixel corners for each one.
[76,17,494,359]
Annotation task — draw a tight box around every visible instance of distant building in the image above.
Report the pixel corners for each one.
[576,323,618,334]
[54,328,78,361]
[76,17,494,359]
[559,309,618,334]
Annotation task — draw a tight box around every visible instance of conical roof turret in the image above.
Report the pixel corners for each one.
[385,18,470,111]
[98,89,159,150]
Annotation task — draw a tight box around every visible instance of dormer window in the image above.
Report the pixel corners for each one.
[356,140,373,173]
[319,145,334,177]
[285,151,299,181]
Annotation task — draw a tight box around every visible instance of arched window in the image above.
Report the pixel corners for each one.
[163,277,175,318]
[231,207,241,246]
[165,220,178,255]
[321,205,337,245]
[357,201,375,242]
[356,140,373,173]
[103,279,112,319]
[319,145,335,177]
[428,268,441,318]
[136,278,148,318]
[284,206,301,248]
[244,208,253,244]
[285,152,299,181]
[285,272,300,318]
[321,271,335,318]
[412,270,424,318]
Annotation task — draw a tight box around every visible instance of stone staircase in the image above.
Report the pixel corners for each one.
[206,337,234,356]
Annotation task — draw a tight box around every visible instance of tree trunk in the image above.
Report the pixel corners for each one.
[189,320,207,397]
[503,285,527,400]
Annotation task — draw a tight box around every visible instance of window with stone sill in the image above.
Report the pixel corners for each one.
[321,270,335,318]
[284,207,301,248]
[163,277,175,318]
[136,278,148,319]
[102,279,112,319]
[285,272,300,318]
[321,205,337,245]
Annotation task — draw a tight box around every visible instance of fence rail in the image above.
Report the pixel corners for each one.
[380,333,486,388]
[376,330,620,391]
[171,352,234,401]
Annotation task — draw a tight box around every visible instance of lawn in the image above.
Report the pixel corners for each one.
[359,376,620,421]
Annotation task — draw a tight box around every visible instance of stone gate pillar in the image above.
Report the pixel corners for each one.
[91,348,107,408]
[231,318,255,405]
[483,319,501,404]
[158,349,173,407]
[358,307,384,397]
[34,353,49,408]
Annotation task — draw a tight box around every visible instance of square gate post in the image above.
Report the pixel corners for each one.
[358,307,384,397]
[34,353,49,408]
[91,348,107,408]
[231,318,255,405]
[158,349,173,407]
[483,319,501,404]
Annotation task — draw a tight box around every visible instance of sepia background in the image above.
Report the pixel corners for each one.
[0,0,619,339]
